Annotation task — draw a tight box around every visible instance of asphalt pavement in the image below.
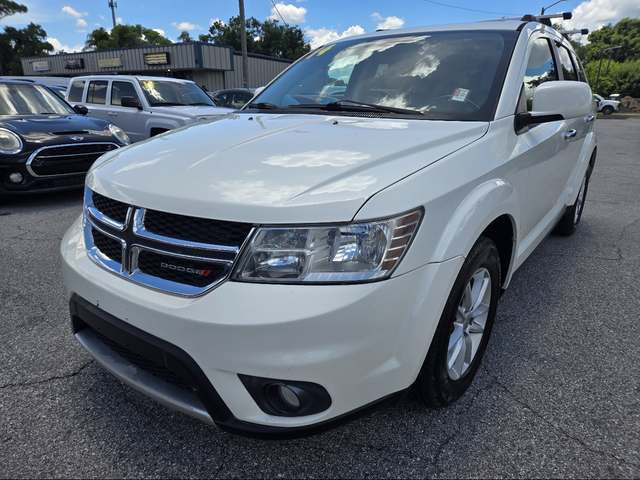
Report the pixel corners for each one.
[1,118,639,478]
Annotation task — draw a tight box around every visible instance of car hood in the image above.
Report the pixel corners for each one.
[87,114,489,224]
[0,114,116,144]
[149,105,234,118]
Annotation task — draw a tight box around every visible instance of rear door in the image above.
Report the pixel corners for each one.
[84,80,110,122]
[518,35,576,237]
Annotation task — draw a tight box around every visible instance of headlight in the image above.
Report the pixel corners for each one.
[108,124,131,145]
[0,128,23,154]
[233,209,422,283]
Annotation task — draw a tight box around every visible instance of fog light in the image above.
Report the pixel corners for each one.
[278,385,301,410]
[9,172,23,183]
[238,374,332,417]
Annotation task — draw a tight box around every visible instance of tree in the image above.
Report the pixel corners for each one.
[84,24,172,51]
[0,22,53,75]
[0,0,27,21]
[200,16,310,61]
[177,30,194,43]
[581,18,640,64]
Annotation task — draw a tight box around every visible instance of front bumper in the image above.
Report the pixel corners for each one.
[61,214,463,437]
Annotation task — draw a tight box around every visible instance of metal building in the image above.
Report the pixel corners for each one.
[21,42,292,90]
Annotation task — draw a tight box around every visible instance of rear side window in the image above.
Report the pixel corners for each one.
[557,45,578,81]
[523,38,558,111]
[87,80,108,104]
[111,81,140,106]
[67,81,85,102]
[571,52,588,83]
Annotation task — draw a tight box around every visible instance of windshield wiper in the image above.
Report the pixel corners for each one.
[188,102,215,106]
[246,102,280,110]
[289,99,425,116]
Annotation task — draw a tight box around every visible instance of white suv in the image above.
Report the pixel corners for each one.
[61,16,597,438]
[66,75,233,143]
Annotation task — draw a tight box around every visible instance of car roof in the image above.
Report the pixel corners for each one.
[0,79,48,86]
[70,75,196,83]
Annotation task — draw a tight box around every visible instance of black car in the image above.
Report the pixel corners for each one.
[207,88,255,108]
[0,80,131,194]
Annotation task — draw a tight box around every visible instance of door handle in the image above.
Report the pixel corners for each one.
[108,112,117,116]
[563,129,577,140]
[585,114,595,122]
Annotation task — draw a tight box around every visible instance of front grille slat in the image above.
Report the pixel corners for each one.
[92,228,123,264]
[29,143,119,177]
[92,192,129,224]
[85,189,252,295]
[144,210,252,247]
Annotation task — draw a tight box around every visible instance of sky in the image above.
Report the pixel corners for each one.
[1,0,638,54]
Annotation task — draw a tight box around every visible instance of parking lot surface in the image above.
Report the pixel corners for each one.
[1,119,639,479]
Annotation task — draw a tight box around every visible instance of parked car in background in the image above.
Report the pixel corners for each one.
[48,85,68,100]
[207,88,255,108]
[593,94,620,115]
[67,76,233,143]
[62,15,597,438]
[0,80,129,195]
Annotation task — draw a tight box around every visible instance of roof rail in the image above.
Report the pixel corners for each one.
[521,12,572,26]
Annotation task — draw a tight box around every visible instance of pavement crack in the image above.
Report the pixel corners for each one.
[212,435,232,479]
[0,360,94,390]
[432,377,499,476]
[496,381,640,469]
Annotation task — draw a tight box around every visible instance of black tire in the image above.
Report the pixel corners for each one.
[553,171,589,236]
[413,236,501,408]
[602,105,614,115]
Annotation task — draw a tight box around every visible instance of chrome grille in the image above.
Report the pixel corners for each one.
[27,142,120,177]
[83,187,254,296]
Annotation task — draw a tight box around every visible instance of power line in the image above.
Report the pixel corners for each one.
[423,0,520,16]
[269,0,289,28]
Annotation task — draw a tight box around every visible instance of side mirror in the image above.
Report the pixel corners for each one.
[73,105,88,115]
[516,81,593,129]
[121,96,142,110]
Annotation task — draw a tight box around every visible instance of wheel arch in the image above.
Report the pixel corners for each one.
[432,179,518,289]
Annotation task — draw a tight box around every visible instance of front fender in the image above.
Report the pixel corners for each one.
[433,179,518,263]
[145,118,185,136]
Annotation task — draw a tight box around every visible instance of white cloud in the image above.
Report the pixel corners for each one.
[153,29,165,36]
[116,17,122,24]
[76,18,87,27]
[268,3,307,23]
[565,0,640,37]
[306,25,365,49]
[93,22,101,27]
[47,37,84,53]
[76,29,86,33]
[210,18,225,26]
[62,6,86,19]
[100,15,105,21]
[372,14,405,30]
[171,21,202,30]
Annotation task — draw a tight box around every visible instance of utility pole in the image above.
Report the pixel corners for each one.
[238,0,249,88]
[108,1,117,29]
[594,46,622,94]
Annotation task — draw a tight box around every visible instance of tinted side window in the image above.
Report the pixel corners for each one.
[524,38,558,111]
[557,45,577,81]
[87,80,108,104]
[67,81,85,102]
[111,81,140,106]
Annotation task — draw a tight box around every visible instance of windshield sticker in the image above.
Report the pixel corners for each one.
[451,88,471,102]
[316,45,336,57]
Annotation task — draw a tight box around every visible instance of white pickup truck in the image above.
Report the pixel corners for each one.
[66,75,233,143]
[593,94,620,115]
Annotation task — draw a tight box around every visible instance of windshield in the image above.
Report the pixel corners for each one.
[251,30,518,121]
[0,83,75,115]
[138,79,216,107]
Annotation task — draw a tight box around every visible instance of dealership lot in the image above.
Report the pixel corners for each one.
[1,118,639,478]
